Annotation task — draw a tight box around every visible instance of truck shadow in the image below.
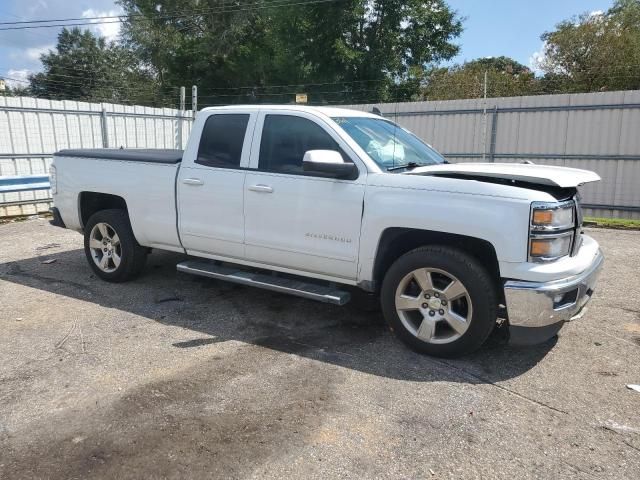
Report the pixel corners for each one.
[0,248,556,383]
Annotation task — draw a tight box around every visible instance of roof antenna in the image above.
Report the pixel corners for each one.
[371,106,383,117]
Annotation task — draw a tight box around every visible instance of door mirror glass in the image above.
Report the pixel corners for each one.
[302,150,358,179]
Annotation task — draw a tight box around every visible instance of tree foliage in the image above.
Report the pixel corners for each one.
[537,0,640,93]
[2,83,29,97]
[422,56,538,100]
[116,0,463,104]
[28,28,158,104]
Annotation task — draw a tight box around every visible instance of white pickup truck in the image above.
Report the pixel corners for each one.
[50,105,603,357]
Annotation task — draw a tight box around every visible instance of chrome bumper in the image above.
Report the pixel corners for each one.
[504,249,604,330]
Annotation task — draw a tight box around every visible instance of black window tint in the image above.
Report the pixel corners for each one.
[258,115,343,174]
[196,114,250,168]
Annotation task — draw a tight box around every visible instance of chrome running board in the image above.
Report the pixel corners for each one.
[177,260,351,306]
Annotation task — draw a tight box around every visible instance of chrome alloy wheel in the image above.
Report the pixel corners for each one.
[394,267,473,344]
[89,222,122,273]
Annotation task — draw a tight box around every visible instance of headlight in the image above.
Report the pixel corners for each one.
[530,201,574,231]
[529,200,576,262]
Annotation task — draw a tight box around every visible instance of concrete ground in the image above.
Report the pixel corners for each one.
[1,218,639,479]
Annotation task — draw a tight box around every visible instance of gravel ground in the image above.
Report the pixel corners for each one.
[1,218,639,479]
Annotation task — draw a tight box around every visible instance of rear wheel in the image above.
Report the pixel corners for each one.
[84,209,147,282]
[381,246,497,357]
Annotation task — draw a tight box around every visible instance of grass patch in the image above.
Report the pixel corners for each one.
[584,216,640,230]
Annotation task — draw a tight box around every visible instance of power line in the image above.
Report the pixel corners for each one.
[0,20,122,31]
[0,74,177,99]
[0,0,346,31]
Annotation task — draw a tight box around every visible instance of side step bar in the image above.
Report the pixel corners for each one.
[177,260,351,306]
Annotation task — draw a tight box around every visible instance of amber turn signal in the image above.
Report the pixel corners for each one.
[529,235,572,260]
[530,239,551,256]
[532,209,554,225]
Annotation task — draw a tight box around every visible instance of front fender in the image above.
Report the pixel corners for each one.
[358,178,534,283]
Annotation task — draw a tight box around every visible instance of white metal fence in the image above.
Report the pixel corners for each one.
[0,96,192,217]
[349,89,640,220]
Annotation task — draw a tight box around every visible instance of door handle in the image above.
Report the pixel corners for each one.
[183,178,204,186]
[248,184,273,193]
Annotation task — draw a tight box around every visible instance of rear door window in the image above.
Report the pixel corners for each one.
[196,114,250,168]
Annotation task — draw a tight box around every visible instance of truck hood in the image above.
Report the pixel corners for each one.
[405,162,601,188]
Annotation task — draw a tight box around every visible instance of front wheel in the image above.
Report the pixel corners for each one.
[84,209,147,282]
[381,246,498,357]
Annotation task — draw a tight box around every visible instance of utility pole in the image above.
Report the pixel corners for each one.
[100,104,109,148]
[180,86,186,112]
[177,86,186,149]
[481,70,488,161]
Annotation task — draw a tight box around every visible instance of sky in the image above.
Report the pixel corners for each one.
[0,0,617,88]
[0,0,122,87]
[446,0,615,70]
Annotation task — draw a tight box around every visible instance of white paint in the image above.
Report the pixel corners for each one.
[407,162,601,188]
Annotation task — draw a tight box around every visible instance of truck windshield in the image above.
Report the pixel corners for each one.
[332,116,446,171]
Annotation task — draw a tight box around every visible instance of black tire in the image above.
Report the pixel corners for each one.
[83,209,148,282]
[381,246,498,358]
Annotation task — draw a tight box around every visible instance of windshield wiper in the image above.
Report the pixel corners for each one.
[387,162,421,172]
[387,159,450,172]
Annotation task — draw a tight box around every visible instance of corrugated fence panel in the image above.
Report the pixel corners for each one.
[570,158,619,207]
[613,159,640,207]
[565,92,625,156]
[517,94,570,154]
[493,96,522,154]
[619,90,640,155]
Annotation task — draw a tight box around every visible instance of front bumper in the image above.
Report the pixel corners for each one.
[504,248,604,344]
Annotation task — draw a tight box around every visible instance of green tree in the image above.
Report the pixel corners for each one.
[117,0,464,104]
[538,0,640,93]
[422,56,539,100]
[29,28,159,104]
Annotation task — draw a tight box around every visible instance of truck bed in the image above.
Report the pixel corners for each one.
[52,149,183,251]
[56,149,183,164]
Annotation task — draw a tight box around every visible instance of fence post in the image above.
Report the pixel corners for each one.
[192,85,198,120]
[100,105,109,148]
[489,106,498,162]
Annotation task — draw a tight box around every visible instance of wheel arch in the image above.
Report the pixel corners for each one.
[370,228,502,296]
[78,191,128,230]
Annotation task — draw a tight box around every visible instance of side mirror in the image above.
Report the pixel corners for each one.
[302,150,358,179]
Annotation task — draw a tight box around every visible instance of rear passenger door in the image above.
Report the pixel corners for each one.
[243,110,366,280]
[178,111,257,259]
